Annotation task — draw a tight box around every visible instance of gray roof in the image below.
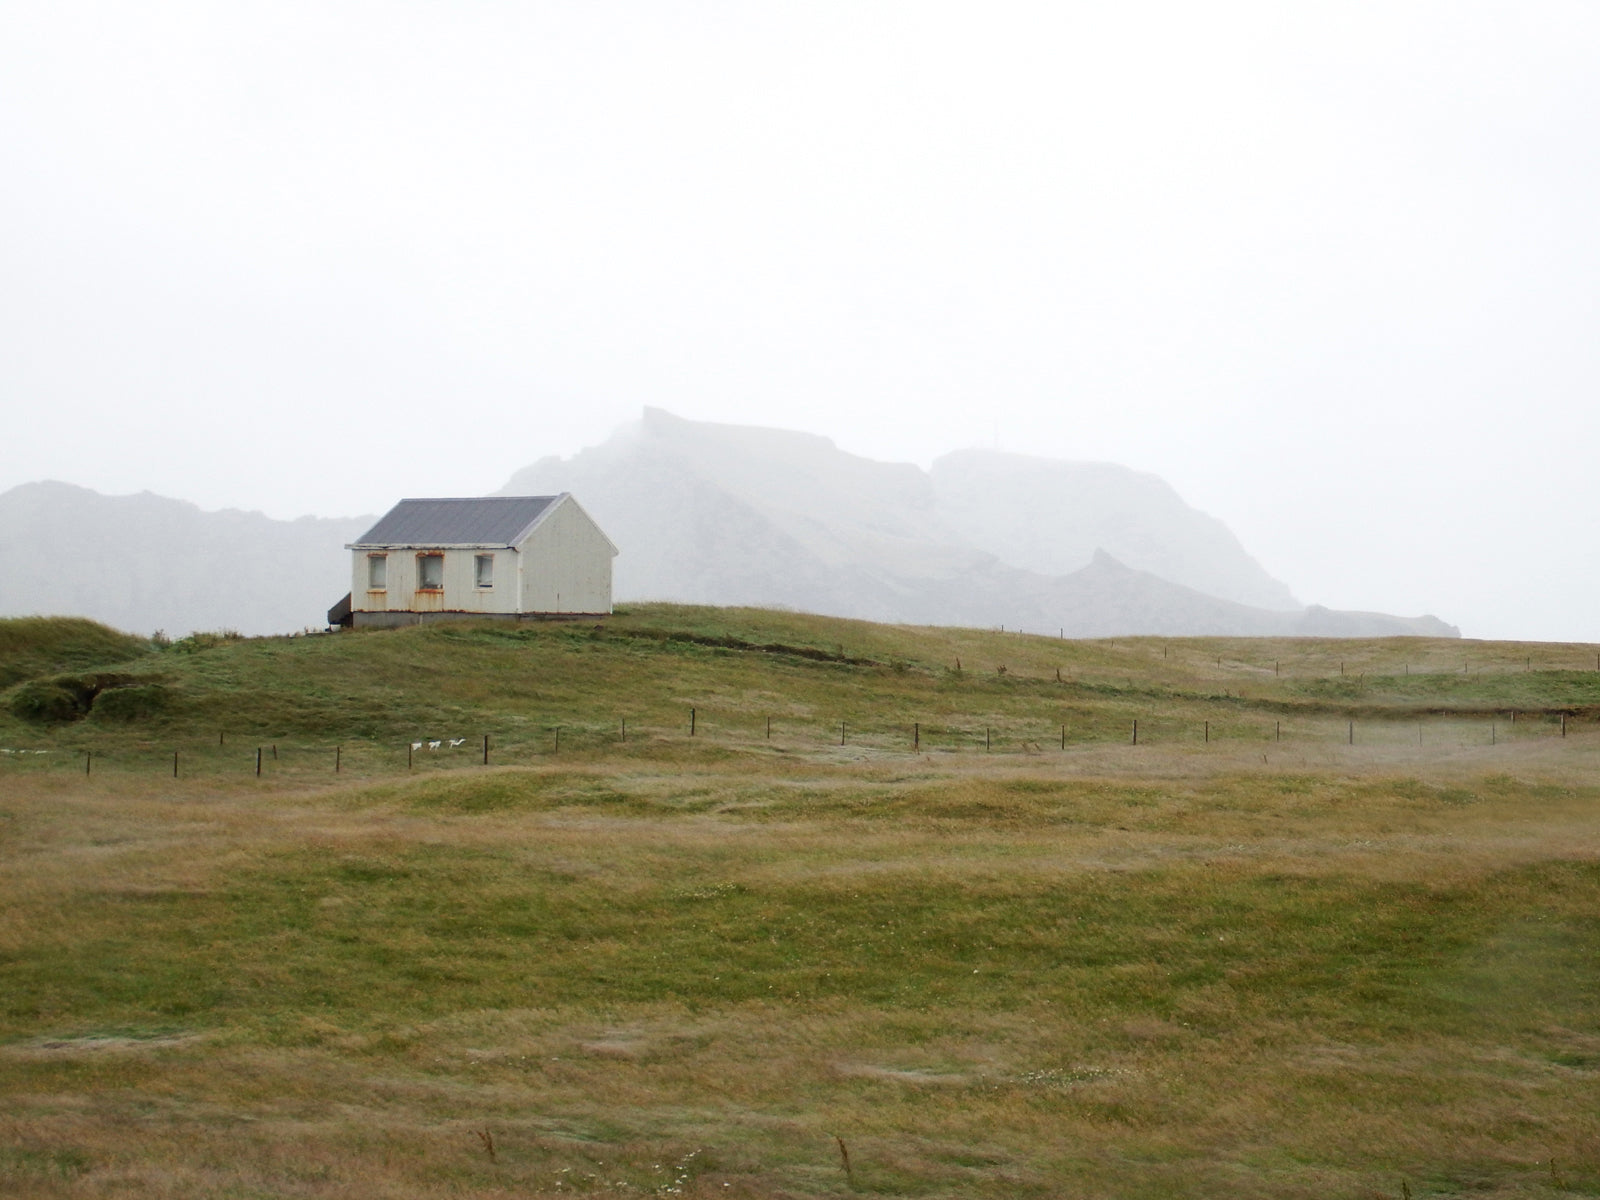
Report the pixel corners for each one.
[350,495,561,548]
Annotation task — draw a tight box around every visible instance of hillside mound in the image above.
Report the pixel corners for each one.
[0,616,153,689]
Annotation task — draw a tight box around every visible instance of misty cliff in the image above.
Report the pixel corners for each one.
[929,449,1299,610]
[500,409,1456,637]
[0,412,1457,639]
[0,481,369,636]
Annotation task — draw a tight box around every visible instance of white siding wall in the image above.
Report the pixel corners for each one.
[517,497,615,614]
[350,549,520,614]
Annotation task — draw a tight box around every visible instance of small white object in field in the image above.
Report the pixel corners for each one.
[428,740,442,750]
[411,742,423,751]
[449,738,465,748]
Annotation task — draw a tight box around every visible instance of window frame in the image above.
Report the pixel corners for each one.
[366,553,387,591]
[474,553,494,589]
[416,552,445,591]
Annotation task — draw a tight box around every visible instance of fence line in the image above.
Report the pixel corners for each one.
[2,708,1586,779]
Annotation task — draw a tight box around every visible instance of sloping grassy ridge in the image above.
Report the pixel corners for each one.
[4,604,1598,748]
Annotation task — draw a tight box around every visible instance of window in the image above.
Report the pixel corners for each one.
[417,553,444,590]
[474,554,494,588]
[367,554,387,590]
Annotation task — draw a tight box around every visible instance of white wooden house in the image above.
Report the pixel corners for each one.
[329,494,617,628]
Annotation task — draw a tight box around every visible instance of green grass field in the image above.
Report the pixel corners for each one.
[3,608,1600,1197]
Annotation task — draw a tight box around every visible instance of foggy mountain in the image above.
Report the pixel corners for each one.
[0,412,1455,638]
[0,482,369,636]
[501,409,1456,638]
[929,449,1299,611]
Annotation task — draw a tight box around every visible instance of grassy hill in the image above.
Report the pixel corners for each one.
[3,605,1596,761]
[3,607,1600,1197]
[0,616,154,690]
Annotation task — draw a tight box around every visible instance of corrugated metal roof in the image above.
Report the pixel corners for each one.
[351,496,561,547]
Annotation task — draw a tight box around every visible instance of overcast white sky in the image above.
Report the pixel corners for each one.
[3,2,1598,640]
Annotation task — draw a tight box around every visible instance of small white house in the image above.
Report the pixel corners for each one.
[330,494,617,628]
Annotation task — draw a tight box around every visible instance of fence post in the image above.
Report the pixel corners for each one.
[336,745,341,773]
[914,722,919,751]
[1132,720,1138,746]
[985,726,991,752]
[1060,724,1065,750]
[85,750,91,776]
[840,721,846,746]
[1348,722,1354,745]
[482,735,489,765]
[1562,714,1568,738]
[258,747,264,776]
[1275,720,1281,742]
[767,715,772,739]
[554,727,560,754]
[173,750,179,779]
[690,708,696,737]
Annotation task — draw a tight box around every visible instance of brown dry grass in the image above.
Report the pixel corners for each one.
[4,619,1600,1197]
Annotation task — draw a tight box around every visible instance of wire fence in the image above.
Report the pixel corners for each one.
[0,707,1583,780]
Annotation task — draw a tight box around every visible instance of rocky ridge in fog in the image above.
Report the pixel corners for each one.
[0,481,369,636]
[0,411,1457,638]
[500,409,1457,638]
